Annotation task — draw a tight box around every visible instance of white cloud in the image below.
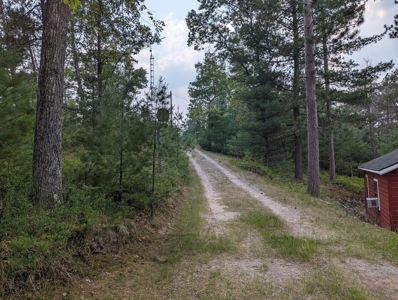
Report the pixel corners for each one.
[155,13,202,72]
[377,9,388,19]
[172,86,192,113]
[348,1,397,68]
[135,12,204,114]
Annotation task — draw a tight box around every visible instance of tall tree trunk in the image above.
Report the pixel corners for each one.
[304,0,320,196]
[323,34,336,180]
[386,97,391,132]
[368,105,376,159]
[292,0,303,180]
[0,0,4,24]
[70,18,84,101]
[96,1,104,116]
[157,128,162,173]
[97,33,104,114]
[31,0,70,208]
[28,43,37,75]
[119,149,123,188]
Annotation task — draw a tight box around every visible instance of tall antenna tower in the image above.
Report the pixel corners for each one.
[150,48,155,97]
[150,47,157,217]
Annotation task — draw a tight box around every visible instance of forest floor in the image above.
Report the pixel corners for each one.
[38,149,398,300]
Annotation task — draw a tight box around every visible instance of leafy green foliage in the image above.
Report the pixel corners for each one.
[333,176,364,195]
[230,152,273,178]
[0,148,190,295]
[63,0,81,9]
[0,188,102,293]
[0,1,187,296]
[188,54,233,153]
[0,42,35,195]
[186,0,396,184]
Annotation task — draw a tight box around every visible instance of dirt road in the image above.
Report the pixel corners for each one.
[190,149,330,238]
[47,149,398,299]
[188,149,398,299]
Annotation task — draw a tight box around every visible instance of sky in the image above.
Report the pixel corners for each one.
[136,0,204,114]
[136,0,398,115]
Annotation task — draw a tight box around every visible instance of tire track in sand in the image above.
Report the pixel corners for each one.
[191,149,331,239]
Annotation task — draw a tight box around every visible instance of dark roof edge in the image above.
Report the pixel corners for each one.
[359,163,398,175]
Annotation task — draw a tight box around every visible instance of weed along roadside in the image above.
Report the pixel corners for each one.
[0,151,192,299]
[184,149,398,298]
[15,149,398,299]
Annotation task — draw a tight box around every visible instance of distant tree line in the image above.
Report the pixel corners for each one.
[186,0,397,195]
[0,0,189,210]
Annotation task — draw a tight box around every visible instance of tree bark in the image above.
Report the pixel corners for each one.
[31,0,70,208]
[304,0,320,196]
[292,0,303,180]
[96,0,104,116]
[322,34,336,180]
[70,18,84,101]
[119,150,123,187]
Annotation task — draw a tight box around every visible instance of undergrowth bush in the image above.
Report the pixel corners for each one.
[231,152,272,178]
[0,154,191,297]
[230,155,363,196]
[334,176,363,195]
[320,171,363,195]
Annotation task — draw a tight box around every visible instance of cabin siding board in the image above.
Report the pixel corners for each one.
[363,171,393,230]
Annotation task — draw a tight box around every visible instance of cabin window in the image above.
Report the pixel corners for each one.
[366,178,380,210]
[373,179,380,211]
[365,175,370,198]
[374,179,378,198]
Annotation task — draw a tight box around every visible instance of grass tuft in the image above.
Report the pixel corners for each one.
[301,267,374,300]
[241,211,285,230]
[204,235,235,254]
[269,234,319,261]
[241,211,319,261]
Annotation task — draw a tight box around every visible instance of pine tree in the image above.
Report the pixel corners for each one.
[31,0,70,208]
[0,42,35,188]
[187,0,295,165]
[188,54,230,152]
[67,0,163,126]
[314,0,386,180]
[304,0,320,196]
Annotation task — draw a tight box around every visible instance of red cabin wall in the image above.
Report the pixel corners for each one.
[387,169,398,231]
[364,171,391,230]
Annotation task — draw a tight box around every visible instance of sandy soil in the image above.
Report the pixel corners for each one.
[191,149,333,239]
[189,149,398,298]
[46,149,398,299]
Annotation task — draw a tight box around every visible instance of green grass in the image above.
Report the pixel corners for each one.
[299,267,375,300]
[334,175,364,195]
[202,149,398,266]
[204,234,235,254]
[230,156,273,178]
[148,171,236,284]
[172,174,207,253]
[241,210,285,230]
[0,189,116,296]
[320,170,364,195]
[269,234,319,261]
[171,173,235,256]
[35,150,387,299]
[0,155,192,297]
[241,211,319,261]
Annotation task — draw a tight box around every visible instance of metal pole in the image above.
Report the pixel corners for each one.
[170,91,173,127]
